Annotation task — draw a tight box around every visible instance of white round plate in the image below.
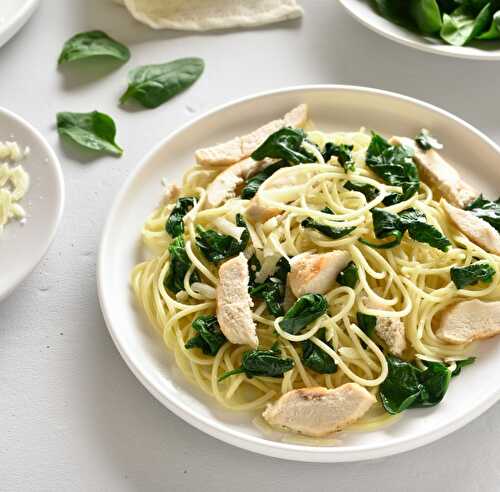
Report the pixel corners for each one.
[98,86,500,462]
[0,107,64,301]
[339,0,500,60]
[0,0,40,49]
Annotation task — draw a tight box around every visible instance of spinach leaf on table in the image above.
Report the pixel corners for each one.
[241,161,288,199]
[302,207,355,240]
[337,261,359,289]
[166,197,196,238]
[279,294,328,335]
[185,315,227,356]
[301,328,337,374]
[164,236,199,293]
[322,142,355,172]
[251,128,316,165]
[249,257,290,317]
[56,111,123,156]
[380,356,454,414]
[120,57,204,109]
[196,214,249,264]
[58,30,130,65]
[450,262,496,289]
[218,343,294,381]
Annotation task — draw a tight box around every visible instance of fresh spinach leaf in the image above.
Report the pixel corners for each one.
[322,142,355,172]
[196,214,249,264]
[450,262,496,289]
[185,315,227,356]
[344,181,380,202]
[120,57,204,109]
[218,343,294,381]
[249,257,290,317]
[415,128,443,151]
[251,128,316,165]
[166,197,196,238]
[337,261,359,289]
[164,236,199,293]
[466,194,500,233]
[373,0,413,25]
[380,356,452,414]
[451,357,476,376]
[241,161,288,199]
[279,294,328,335]
[56,111,123,156]
[441,3,492,46]
[301,328,337,374]
[410,0,443,33]
[58,30,130,65]
[478,10,500,38]
[302,207,355,239]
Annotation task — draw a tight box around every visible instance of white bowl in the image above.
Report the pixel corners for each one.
[339,0,500,60]
[98,85,500,462]
[0,107,64,301]
[0,0,40,49]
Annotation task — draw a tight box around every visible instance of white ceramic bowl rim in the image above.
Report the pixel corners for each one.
[0,106,65,300]
[338,0,500,61]
[0,0,40,48]
[98,85,500,462]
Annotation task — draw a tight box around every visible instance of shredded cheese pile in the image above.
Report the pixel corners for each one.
[0,141,30,233]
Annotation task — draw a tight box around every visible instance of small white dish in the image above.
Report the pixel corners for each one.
[0,0,40,49]
[98,85,500,462]
[339,0,500,60]
[0,107,64,301]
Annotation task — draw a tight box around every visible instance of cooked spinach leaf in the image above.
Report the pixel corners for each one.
[251,128,316,165]
[249,257,290,317]
[58,30,130,65]
[451,357,476,376]
[196,214,249,264]
[166,196,196,238]
[185,315,227,356]
[466,194,500,233]
[450,262,496,289]
[344,181,380,202]
[279,294,328,335]
[361,207,450,251]
[337,261,359,289]
[120,57,204,109]
[241,161,288,199]
[322,142,355,172]
[415,128,443,151]
[302,207,355,239]
[301,328,337,374]
[56,111,123,156]
[356,312,377,338]
[164,236,199,293]
[380,356,452,414]
[218,343,294,381]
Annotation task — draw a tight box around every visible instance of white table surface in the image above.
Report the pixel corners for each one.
[1,1,500,490]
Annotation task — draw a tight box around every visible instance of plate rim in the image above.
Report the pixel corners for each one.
[0,0,40,48]
[0,106,65,300]
[338,0,500,61]
[98,84,500,462]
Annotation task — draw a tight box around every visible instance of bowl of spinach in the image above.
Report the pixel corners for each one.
[339,0,500,59]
